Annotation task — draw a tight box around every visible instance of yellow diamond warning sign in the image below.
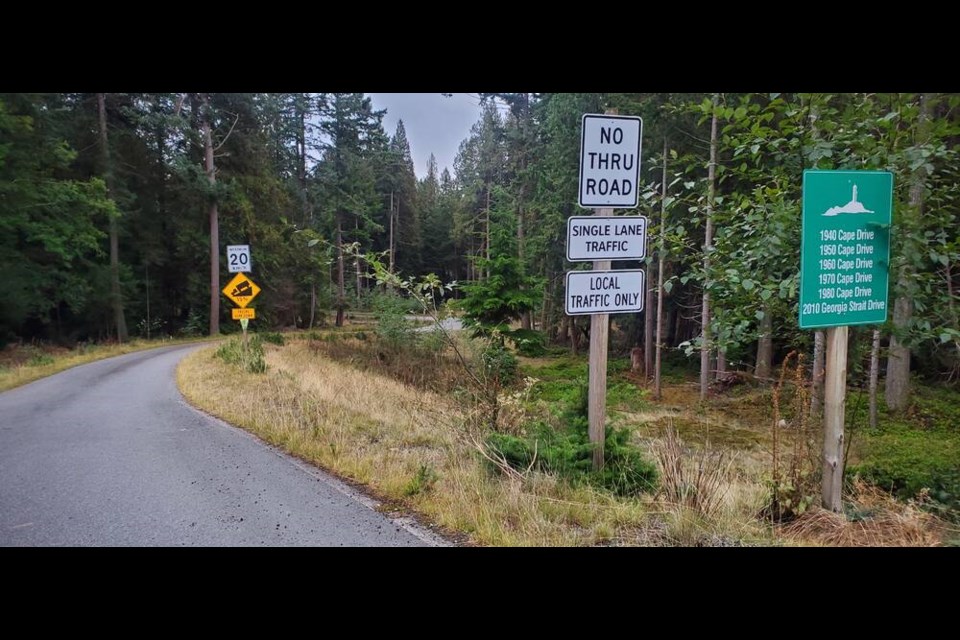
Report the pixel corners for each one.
[232,308,255,320]
[223,273,261,308]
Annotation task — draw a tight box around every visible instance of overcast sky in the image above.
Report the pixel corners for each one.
[369,93,484,179]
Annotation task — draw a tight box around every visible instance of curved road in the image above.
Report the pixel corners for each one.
[0,344,441,547]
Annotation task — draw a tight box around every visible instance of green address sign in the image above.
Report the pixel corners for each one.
[799,170,892,330]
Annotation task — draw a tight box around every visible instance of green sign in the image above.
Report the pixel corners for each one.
[800,170,892,329]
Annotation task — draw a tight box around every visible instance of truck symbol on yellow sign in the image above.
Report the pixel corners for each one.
[223,272,261,308]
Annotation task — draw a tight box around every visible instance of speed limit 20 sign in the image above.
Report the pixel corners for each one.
[227,245,252,273]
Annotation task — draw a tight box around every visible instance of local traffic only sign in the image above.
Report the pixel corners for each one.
[578,114,643,208]
[227,244,252,273]
[566,270,645,315]
[567,215,647,261]
[800,171,892,329]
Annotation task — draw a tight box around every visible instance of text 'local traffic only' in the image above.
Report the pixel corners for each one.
[565,269,645,315]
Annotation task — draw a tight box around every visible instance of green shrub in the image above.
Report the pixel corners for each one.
[403,463,438,497]
[258,331,285,346]
[215,335,266,374]
[27,350,54,366]
[850,385,960,521]
[512,328,547,357]
[484,380,656,496]
[485,417,658,497]
[480,342,518,387]
[850,429,960,519]
[372,291,418,351]
[181,309,206,337]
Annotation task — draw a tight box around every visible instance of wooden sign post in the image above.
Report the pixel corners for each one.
[800,171,892,512]
[571,110,643,470]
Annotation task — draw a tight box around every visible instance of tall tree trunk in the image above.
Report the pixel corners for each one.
[716,350,727,380]
[655,138,668,400]
[98,93,128,343]
[807,98,825,417]
[202,94,220,337]
[519,203,531,330]
[309,280,316,329]
[336,216,345,327]
[755,306,773,379]
[145,265,150,340]
[886,93,930,411]
[355,217,362,305]
[645,258,655,381]
[388,191,395,274]
[485,185,491,280]
[700,95,719,400]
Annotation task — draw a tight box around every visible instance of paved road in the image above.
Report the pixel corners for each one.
[0,344,439,547]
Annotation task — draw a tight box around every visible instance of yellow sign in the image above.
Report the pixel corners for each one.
[223,273,261,308]
[232,308,255,320]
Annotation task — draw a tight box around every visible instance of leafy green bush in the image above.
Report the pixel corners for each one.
[403,463,438,497]
[512,328,547,357]
[215,335,266,374]
[258,331,285,346]
[484,380,657,496]
[486,417,657,497]
[850,386,960,521]
[181,310,206,337]
[850,429,960,519]
[480,342,518,387]
[27,350,54,366]
[372,290,419,351]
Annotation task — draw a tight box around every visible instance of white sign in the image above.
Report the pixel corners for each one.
[567,215,647,262]
[566,269,645,316]
[227,245,251,273]
[579,114,643,209]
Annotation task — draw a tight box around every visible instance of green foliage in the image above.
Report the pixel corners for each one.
[851,385,960,519]
[371,290,419,351]
[26,349,55,367]
[215,335,266,374]
[512,328,547,357]
[459,189,542,347]
[135,317,166,339]
[258,331,285,346]
[403,463,438,497]
[479,341,518,388]
[486,416,658,497]
[180,310,207,337]
[484,379,657,496]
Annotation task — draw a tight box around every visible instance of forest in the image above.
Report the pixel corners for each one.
[3,92,957,410]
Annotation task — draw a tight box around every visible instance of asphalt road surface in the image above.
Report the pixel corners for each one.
[0,344,442,547]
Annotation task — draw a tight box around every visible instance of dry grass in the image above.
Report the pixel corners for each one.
[179,336,949,547]
[177,341,661,546]
[780,479,949,547]
[0,337,211,392]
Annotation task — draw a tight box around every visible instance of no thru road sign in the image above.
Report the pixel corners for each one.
[579,114,643,208]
